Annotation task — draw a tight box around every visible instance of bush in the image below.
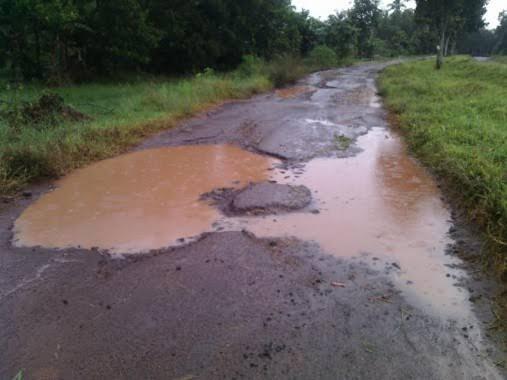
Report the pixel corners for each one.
[306,45,338,69]
[0,91,89,132]
[265,54,308,87]
[236,55,265,77]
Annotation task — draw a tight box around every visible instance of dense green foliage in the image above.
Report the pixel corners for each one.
[380,57,507,273]
[0,0,451,82]
[306,46,339,68]
[415,0,488,68]
[493,11,507,54]
[457,12,507,56]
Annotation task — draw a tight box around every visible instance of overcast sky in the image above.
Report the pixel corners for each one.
[292,0,505,29]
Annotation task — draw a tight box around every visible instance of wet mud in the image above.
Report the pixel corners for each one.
[0,62,505,379]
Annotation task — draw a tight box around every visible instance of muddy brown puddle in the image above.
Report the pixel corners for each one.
[14,128,474,322]
[13,145,277,254]
[225,128,473,320]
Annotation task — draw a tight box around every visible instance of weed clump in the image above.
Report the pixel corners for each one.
[306,46,339,69]
[1,92,89,132]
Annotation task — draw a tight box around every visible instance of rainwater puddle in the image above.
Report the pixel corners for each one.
[14,128,474,322]
[229,128,472,321]
[13,145,277,254]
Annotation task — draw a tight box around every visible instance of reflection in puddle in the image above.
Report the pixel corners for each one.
[229,128,470,320]
[14,145,277,254]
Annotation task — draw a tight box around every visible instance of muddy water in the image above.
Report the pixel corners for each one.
[13,145,277,254]
[14,128,471,320]
[228,128,471,320]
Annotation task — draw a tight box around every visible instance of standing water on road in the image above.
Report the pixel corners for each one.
[13,145,277,254]
[228,127,469,320]
[15,130,470,321]
[13,65,473,324]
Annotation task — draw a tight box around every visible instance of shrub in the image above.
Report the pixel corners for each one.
[306,45,338,69]
[265,54,307,87]
[236,55,265,77]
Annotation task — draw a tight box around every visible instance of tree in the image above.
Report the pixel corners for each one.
[493,11,507,54]
[457,28,496,56]
[388,0,406,14]
[325,12,357,59]
[349,0,381,58]
[415,0,487,69]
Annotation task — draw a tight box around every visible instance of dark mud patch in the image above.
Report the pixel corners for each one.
[445,206,507,357]
[275,86,314,99]
[202,182,312,216]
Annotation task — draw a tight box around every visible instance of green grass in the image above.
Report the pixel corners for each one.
[0,70,273,194]
[379,56,507,276]
[0,54,350,196]
[492,55,507,64]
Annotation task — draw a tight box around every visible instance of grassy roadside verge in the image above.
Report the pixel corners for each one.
[379,56,507,278]
[0,71,272,195]
[492,56,507,64]
[1,55,343,196]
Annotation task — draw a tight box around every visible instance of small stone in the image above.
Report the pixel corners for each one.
[22,191,32,198]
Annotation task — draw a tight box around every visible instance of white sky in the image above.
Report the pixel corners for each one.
[292,0,505,29]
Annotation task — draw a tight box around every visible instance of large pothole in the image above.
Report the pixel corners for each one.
[13,144,279,254]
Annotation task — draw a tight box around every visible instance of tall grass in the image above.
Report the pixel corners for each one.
[379,56,507,276]
[492,55,507,64]
[0,70,272,194]
[0,52,349,196]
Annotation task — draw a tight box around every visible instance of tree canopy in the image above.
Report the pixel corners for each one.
[0,0,498,81]
[415,0,488,68]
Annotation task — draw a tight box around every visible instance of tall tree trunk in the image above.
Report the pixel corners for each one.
[35,26,42,79]
[436,29,445,70]
[444,35,451,57]
[450,41,456,56]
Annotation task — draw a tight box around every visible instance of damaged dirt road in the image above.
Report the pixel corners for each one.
[1,63,505,379]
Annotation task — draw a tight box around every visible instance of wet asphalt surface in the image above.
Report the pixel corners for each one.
[1,63,506,379]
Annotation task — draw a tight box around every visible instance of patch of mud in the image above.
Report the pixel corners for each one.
[12,145,278,254]
[203,182,312,216]
[275,86,313,99]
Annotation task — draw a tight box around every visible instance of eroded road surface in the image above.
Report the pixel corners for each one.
[1,63,505,379]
